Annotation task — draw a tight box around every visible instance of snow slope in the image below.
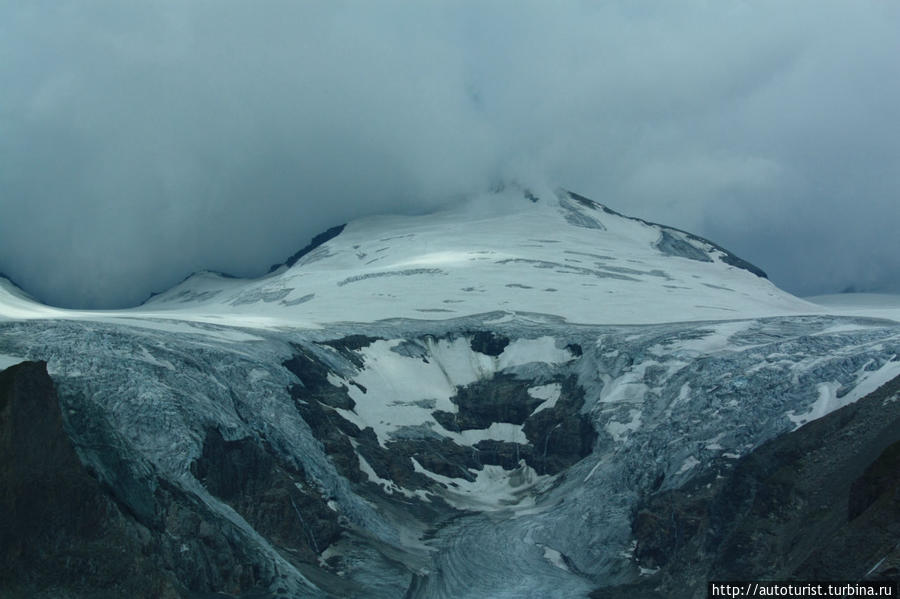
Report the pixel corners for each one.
[805,293,900,323]
[10,188,814,328]
[16,189,900,329]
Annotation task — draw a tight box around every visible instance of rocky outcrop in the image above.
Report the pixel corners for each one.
[191,428,343,565]
[0,361,181,598]
[434,374,596,476]
[270,224,347,272]
[432,375,544,431]
[467,331,510,357]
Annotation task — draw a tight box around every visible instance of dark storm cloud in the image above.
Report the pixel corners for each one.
[1,1,898,307]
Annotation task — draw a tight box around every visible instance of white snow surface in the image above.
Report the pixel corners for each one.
[0,353,27,371]
[411,458,549,511]
[540,546,571,572]
[805,293,900,323]
[787,358,900,428]
[331,336,568,451]
[1,189,824,328]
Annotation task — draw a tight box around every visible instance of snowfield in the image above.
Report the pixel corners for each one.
[2,188,829,328]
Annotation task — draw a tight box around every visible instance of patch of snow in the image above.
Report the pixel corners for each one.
[600,378,649,404]
[845,356,900,405]
[805,293,900,323]
[788,357,900,429]
[356,452,420,499]
[541,546,570,572]
[338,336,582,446]
[665,321,755,356]
[498,337,573,369]
[619,540,638,560]
[605,409,642,443]
[453,422,528,446]
[704,432,725,451]
[410,458,548,512]
[137,346,175,370]
[675,456,700,475]
[342,340,464,445]
[528,383,562,415]
[426,337,496,384]
[0,354,27,371]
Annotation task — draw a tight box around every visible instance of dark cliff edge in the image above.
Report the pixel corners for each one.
[0,360,182,598]
[591,373,900,599]
[269,224,347,273]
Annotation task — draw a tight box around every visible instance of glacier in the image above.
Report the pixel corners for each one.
[1,188,898,598]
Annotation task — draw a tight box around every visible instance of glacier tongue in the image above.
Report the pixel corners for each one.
[2,311,898,597]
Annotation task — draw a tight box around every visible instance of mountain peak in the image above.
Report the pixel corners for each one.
[138,188,814,326]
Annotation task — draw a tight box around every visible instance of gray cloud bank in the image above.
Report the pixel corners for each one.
[1,1,898,308]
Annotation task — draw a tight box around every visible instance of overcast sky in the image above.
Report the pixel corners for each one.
[2,1,899,308]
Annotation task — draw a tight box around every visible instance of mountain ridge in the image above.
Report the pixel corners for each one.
[134,188,814,327]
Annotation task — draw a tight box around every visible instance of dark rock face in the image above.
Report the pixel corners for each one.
[289,378,365,485]
[433,375,544,431]
[472,439,531,470]
[284,345,357,409]
[468,331,510,356]
[270,223,347,272]
[592,374,900,598]
[0,361,182,598]
[653,230,713,263]
[191,429,342,565]
[354,428,434,489]
[433,374,596,476]
[522,403,597,476]
[847,440,900,522]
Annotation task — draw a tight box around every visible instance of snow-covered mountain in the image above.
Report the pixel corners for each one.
[1,189,898,598]
[139,188,817,326]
